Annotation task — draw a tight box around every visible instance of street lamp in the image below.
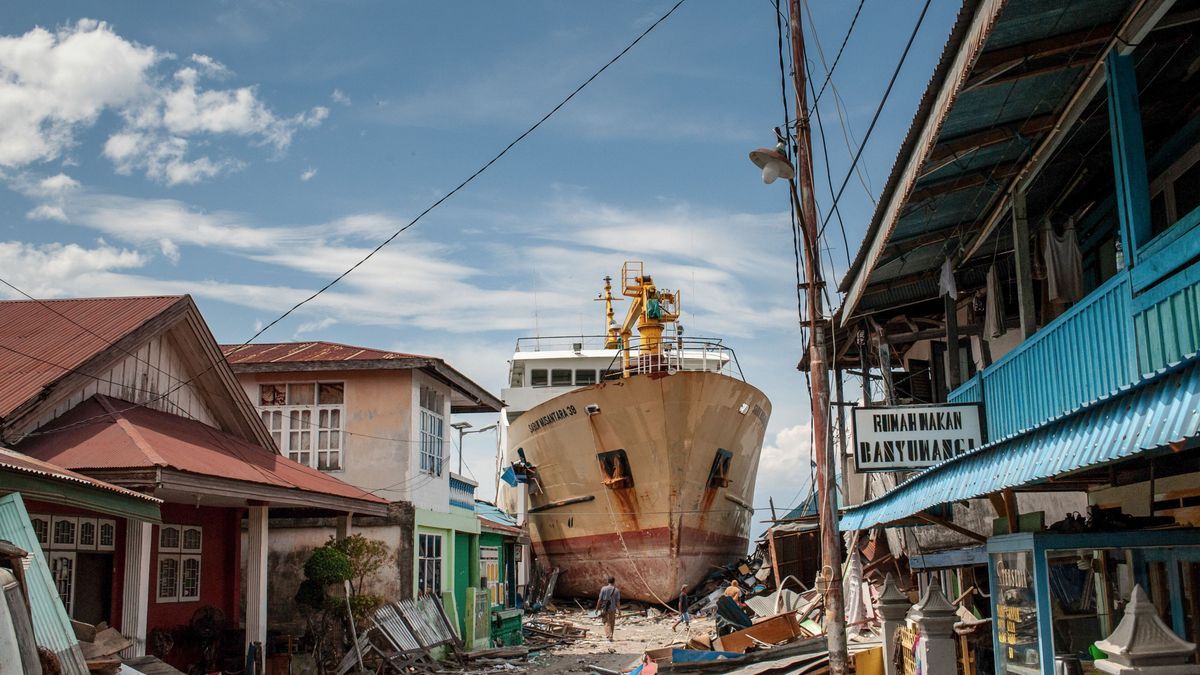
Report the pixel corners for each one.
[451,421,498,475]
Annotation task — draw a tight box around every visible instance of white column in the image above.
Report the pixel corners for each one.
[245,506,269,654]
[336,513,353,540]
[907,576,958,674]
[875,574,909,675]
[120,520,152,658]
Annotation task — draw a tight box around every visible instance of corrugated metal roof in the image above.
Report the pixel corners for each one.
[841,354,1200,531]
[0,492,88,675]
[0,446,160,504]
[838,0,1135,320]
[17,394,388,507]
[0,296,184,418]
[222,341,429,364]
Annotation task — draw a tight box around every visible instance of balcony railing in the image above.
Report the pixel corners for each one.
[949,213,1200,444]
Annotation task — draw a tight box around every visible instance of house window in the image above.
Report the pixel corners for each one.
[157,524,202,603]
[30,516,49,548]
[98,521,115,550]
[418,533,443,596]
[78,519,97,550]
[419,387,445,476]
[529,369,548,387]
[551,369,572,386]
[480,546,503,607]
[51,516,76,549]
[597,449,634,489]
[257,382,345,471]
[50,553,75,615]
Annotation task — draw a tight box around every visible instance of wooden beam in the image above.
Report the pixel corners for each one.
[944,293,961,391]
[908,162,1022,205]
[1011,188,1037,338]
[988,490,1020,534]
[913,511,988,544]
[924,115,1058,176]
[969,23,1117,77]
[964,48,1102,92]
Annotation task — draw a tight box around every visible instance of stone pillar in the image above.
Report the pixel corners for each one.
[336,513,353,540]
[907,575,958,674]
[1094,584,1200,674]
[120,520,152,657]
[875,574,910,675]
[245,505,269,655]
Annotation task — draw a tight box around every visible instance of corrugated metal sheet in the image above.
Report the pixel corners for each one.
[0,493,87,675]
[0,296,183,417]
[842,354,1200,531]
[222,341,427,365]
[373,603,421,653]
[395,596,458,648]
[0,446,160,504]
[1134,268,1200,375]
[17,394,387,508]
[952,273,1136,443]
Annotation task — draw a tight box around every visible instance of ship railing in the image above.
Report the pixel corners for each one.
[513,335,613,353]
[604,337,744,381]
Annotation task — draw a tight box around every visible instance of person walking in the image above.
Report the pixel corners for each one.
[671,584,691,633]
[596,576,621,641]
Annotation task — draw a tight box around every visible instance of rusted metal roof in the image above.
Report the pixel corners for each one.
[222,341,429,364]
[0,296,184,418]
[17,394,388,507]
[222,341,505,414]
[0,446,160,504]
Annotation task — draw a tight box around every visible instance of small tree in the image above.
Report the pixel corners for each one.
[295,545,352,668]
[328,534,389,626]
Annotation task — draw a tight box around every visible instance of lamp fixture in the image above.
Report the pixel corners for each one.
[749,130,795,184]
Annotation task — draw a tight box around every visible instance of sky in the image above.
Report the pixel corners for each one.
[0,1,962,540]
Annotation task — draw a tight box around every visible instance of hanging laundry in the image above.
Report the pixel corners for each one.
[937,258,958,298]
[984,264,1006,339]
[1043,218,1084,304]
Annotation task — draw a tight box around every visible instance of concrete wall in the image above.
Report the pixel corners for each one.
[234,369,415,502]
[254,504,416,634]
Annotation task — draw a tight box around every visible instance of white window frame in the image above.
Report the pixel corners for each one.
[419,387,445,476]
[257,382,345,472]
[157,524,202,603]
[480,546,503,607]
[417,533,443,597]
[77,518,98,551]
[50,551,76,616]
[50,516,77,550]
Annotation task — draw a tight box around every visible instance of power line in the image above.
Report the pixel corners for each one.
[20,0,689,440]
[806,0,866,113]
[818,0,933,239]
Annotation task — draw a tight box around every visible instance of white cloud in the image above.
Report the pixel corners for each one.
[0,20,326,184]
[293,316,337,337]
[300,167,317,181]
[331,88,351,106]
[755,423,816,516]
[0,240,147,298]
[159,238,180,263]
[26,203,67,221]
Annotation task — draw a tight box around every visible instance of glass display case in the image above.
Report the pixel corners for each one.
[988,530,1200,674]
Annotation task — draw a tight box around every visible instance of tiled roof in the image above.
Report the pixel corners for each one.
[0,446,160,503]
[222,341,430,365]
[0,296,184,418]
[17,395,388,507]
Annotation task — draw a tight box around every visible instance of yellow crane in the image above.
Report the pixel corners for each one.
[601,262,681,373]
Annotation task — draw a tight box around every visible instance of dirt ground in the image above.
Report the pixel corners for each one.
[523,606,716,674]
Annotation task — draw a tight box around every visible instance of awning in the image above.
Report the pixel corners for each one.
[842,355,1200,531]
[0,447,161,523]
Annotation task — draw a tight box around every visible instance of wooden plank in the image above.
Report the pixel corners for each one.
[712,613,804,654]
[1011,188,1036,339]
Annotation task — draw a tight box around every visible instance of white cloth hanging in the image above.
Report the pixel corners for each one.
[938,258,958,299]
[984,264,1006,339]
[1043,219,1084,304]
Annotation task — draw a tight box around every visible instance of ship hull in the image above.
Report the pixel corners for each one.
[506,370,770,602]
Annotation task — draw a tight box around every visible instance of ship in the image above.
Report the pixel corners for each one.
[499,262,771,603]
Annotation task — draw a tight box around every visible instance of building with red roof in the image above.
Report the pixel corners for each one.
[0,296,387,670]
[222,340,503,641]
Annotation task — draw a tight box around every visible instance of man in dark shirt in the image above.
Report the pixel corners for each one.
[671,584,691,633]
[596,576,621,641]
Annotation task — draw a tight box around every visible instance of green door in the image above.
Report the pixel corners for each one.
[454,532,471,632]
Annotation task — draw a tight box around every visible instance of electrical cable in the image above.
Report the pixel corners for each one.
[20,0,689,440]
[818,0,933,239]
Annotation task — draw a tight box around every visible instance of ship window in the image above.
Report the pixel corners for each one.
[575,369,597,385]
[551,369,572,386]
[530,369,548,387]
[708,449,733,489]
[597,449,634,489]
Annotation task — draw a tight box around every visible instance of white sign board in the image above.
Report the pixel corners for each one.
[852,404,985,472]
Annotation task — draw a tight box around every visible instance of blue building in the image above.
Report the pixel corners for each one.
[828,0,1200,671]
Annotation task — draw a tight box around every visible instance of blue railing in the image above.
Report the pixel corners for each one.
[948,272,1136,443]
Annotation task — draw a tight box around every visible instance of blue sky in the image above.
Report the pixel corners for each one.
[0,1,960,536]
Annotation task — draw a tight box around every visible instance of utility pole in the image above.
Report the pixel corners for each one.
[787,0,848,670]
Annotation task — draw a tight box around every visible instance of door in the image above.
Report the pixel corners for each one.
[72,553,113,625]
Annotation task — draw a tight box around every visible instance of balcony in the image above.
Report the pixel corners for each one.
[449,473,477,513]
[949,210,1200,444]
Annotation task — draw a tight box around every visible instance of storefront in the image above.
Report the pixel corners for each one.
[988,530,1200,673]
